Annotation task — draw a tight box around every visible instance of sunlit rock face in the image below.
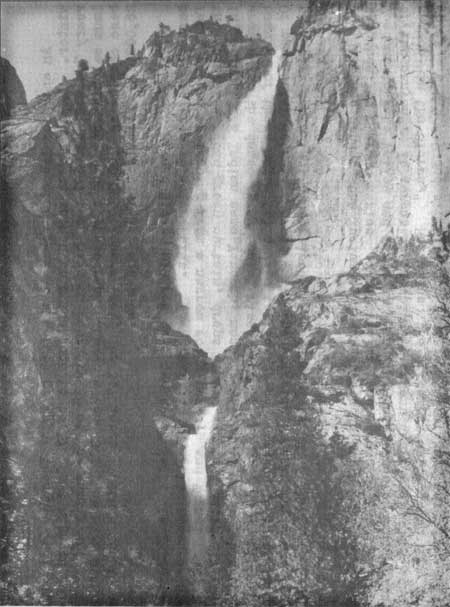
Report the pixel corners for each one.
[273,0,450,281]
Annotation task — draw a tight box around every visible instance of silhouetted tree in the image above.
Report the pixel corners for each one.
[77,58,89,72]
[159,22,170,35]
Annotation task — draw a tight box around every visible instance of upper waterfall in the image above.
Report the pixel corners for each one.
[173,53,281,355]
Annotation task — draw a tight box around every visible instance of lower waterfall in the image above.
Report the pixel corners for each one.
[184,407,218,581]
[174,53,281,356]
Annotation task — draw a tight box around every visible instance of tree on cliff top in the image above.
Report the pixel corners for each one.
[77,58,89,72]
[159,22,170,35]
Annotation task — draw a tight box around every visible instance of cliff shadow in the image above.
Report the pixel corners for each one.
[231,77,291,300]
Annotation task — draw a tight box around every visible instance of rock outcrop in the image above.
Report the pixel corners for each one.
[0,57,26,120]
[208,233,450,606]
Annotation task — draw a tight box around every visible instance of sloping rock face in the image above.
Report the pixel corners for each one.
[248,0,450,282]
[0,57,27,120]
[208,234,450,606]
[0,23,270,604]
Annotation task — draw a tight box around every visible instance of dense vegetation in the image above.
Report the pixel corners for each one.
[208,302,363,606]
[226,302,362,606]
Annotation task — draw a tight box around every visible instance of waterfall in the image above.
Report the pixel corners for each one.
[174,53,281,356]
[184,407,218,572]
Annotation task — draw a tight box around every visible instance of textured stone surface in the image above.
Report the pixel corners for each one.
[209,234,450,604]
[272,0,450,280]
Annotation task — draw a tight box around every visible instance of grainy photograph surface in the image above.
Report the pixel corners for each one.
[1,0,450,605]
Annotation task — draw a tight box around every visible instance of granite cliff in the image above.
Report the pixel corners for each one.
[245,0,450,283]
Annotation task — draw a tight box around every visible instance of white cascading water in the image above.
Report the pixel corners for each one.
[184,407,218,569]
[174,53,281,356]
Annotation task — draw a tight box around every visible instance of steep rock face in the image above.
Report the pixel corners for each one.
[0,23,270,603]
[0,57,27,120]
[208,234,450,605]
[250,0,450,281]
